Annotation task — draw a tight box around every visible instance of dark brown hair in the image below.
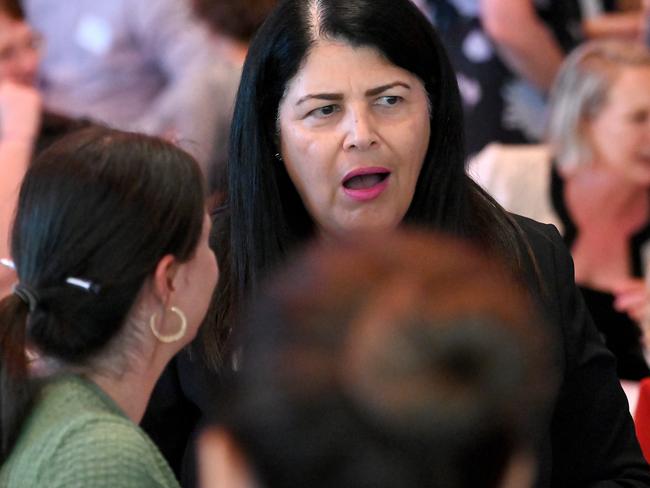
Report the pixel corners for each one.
[0,0,24,20]
[0,127,205,462]
[215,231,557,488]
[193,0,277,42]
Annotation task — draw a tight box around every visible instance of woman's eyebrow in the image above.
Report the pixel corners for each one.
[295,82,411,106]
[365,82,411,96]
[296,93,343,106]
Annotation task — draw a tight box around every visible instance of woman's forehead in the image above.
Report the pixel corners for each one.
[282,40,418,96]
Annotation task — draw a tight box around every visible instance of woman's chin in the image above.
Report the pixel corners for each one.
[320,217,403,240]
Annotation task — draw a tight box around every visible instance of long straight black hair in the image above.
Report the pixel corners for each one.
[208,0,527,367]
[0,127,205,463]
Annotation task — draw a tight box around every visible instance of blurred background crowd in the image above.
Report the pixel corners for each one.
[2,0,650,487]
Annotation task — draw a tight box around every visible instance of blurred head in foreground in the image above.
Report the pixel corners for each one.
[200,231,558,488]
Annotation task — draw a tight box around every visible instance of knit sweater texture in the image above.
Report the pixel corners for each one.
[0,375,180,488]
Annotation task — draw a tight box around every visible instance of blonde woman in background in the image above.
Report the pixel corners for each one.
[470,39,650,380]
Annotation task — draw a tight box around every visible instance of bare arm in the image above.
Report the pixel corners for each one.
[480,0,564,92]
[0,82,40,297]
[583,10,645,40]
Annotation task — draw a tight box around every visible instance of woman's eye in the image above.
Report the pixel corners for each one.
[376,96,402,107]
[308,105,340,118]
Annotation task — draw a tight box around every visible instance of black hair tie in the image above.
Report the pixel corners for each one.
[12,283,39,313]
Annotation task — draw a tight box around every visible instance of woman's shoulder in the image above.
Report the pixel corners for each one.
[509,214,576,355]
[511,213,625,379]
[512,213,562,249]
[508,213,566,279]
[509,214,650,485]
[2,377,179,488]
[43,416,178,487]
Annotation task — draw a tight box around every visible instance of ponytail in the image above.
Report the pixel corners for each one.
[0,293,36,464]
[0,126,206,462]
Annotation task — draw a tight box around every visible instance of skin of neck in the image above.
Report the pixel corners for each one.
[89,367,159,424]
[86,307,180,424]
[562,163,649,231]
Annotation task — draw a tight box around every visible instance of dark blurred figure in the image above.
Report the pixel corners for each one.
[198,231,558,488]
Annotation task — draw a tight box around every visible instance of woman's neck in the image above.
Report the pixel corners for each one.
[88,359,165,424]
[563,166,649,233]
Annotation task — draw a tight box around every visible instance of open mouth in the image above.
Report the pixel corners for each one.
[342,168,391,190]
[343,173,389,190]
[341,167,391,201]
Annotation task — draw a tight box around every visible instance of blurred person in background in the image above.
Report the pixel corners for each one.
[22,0,225,173]
[583,0,648,40]
[0,0,38,87]
[0,0,88,299]
[190,0,278,201]
[198,231,558,488]
[419,0,645,156]
[470,39,650,380]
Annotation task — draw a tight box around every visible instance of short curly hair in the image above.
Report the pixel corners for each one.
[193,0,277,43]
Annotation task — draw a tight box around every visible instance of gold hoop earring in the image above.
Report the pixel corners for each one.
[149,306,187,343]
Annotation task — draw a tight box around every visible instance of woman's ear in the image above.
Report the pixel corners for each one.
[152,254,179,305]
[199,427,257,488]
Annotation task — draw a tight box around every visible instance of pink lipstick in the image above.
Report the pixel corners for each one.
[341,167,391,201]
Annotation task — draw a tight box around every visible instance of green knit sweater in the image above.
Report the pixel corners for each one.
[0,375,180,488]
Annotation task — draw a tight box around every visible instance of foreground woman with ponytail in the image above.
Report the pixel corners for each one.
[0,127,218,487]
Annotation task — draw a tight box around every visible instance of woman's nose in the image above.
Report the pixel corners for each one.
[343,106,378,151]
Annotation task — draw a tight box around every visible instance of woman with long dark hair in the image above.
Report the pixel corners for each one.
[0,127,219,487]
[149,0,650,486]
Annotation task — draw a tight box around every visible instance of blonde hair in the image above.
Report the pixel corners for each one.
[547,40,650,169]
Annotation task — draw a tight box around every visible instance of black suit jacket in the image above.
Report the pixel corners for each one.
[143,215,650,487]
[515,216,649,487]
